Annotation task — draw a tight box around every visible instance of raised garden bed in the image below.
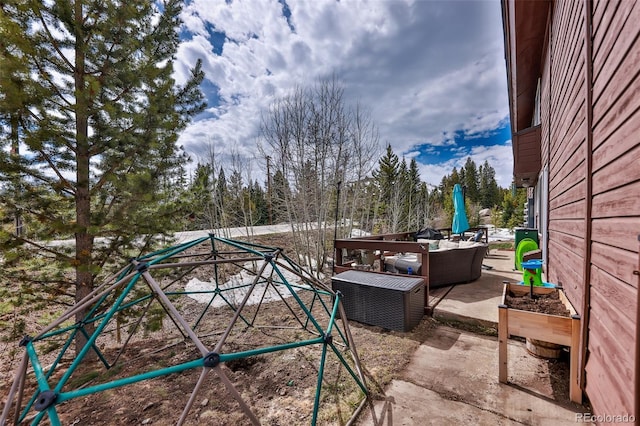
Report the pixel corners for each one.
[498,282,582,403]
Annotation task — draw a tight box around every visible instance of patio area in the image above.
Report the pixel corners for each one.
[355,249,589,425]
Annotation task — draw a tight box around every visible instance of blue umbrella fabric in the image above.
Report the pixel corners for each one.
[452,183,470,235]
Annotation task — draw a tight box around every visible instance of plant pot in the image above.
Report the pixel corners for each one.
[498,282,582,403]
[526,338,562,358]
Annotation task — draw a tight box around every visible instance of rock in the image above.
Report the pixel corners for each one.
[479,208,491,217]
[141,418,152,425]
[200,398,209,407]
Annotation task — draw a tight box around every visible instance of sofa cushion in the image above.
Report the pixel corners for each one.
[438,240,460,249]
[417,238,440,250]
[459,240,484,248]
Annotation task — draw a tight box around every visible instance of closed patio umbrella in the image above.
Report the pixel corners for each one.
[452,183,469,235]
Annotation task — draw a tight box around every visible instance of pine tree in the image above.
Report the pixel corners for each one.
[188,163,215,230]
[249,180,268,226]
[478,160,501,208]
[462,157,479,203]
[270,169,290,224]
[439,167,460,226]
[371,144,400,231]
[405,158,422,230]
[215,167,228,226]
[373,144,400,201]
[0,1,205,352]
[226,169,245,227]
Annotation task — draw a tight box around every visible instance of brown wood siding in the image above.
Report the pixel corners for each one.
[586,0,640,417]
[540,9,551,167]
[507,0,639,416]
[546,0,587,313]
[592,2,640,150]
[585,314,634,414]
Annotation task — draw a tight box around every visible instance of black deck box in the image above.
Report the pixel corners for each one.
[331,270,424,332]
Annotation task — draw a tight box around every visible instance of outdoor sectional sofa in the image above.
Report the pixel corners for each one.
[383,240,488,288]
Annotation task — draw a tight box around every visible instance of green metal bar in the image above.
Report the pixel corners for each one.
[211,234,221,294]
[311,342,329,425]
[36,322,78,341]
[218,336,324,362]
[29,407,58,426]
[138,237,209,261]
[326,294,349,352]
[54,273,142,393]
[211,236,267,257]
[192,290,221,329]
[145,237,210,266]
[24,341,61,426]
[327,344,368,395]
[271,264,325,335]
[316,295,368,394]
[325,292,341,337]
[36,281,121,341]
[78,327,110,370]
[25,342,52,400]
[216,237,278,252]
[38,291,154,343]
[41,327,77,385]
[54,358,204,403]
[185,286,254,329]
[55,336,324,405]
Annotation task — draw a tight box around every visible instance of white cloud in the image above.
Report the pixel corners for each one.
[175,0,511,186]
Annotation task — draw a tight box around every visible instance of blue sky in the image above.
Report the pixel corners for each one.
[174,0,513,187]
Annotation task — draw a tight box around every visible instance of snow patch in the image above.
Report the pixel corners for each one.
[184,261,307,307]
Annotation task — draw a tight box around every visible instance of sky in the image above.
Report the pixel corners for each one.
[174,0,513,188]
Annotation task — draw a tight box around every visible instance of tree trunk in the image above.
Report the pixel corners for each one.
[74,2,95,358]
[10,113,23,236]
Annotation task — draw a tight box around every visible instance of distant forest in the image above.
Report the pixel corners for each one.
[185,146,525,235]
[0,3,525,328]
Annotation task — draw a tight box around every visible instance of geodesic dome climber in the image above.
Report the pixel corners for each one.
[1,235,375,425]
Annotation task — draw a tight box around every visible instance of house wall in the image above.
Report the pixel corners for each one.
[587,0,640,416]
[547,0,587,314]
[538,0,639,416]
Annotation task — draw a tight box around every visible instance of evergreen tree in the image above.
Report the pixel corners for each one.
[478,160,501,208]
[462,157,479,203]
[270,169,290,224]
[372,144,400,203]
[215,167,228,226]
[226,169,245,227]
[0,1,205,351]
[499,185,527,228]
[371,144,400,231]
[249,180,268,225]
[439,167,460,227]
[188,163,215,230]
[405,158,422,230]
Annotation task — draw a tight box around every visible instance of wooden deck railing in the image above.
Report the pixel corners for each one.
[333,232,431,313]
[332,227,489,315]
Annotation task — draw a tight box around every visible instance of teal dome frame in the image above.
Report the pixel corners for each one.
[1,234,370,425]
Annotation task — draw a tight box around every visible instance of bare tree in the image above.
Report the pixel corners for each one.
[260,77,379,277]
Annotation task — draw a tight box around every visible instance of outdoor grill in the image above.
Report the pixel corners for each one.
[332,270,424,332]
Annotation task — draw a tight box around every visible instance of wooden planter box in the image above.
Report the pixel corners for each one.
[498,283,582,403]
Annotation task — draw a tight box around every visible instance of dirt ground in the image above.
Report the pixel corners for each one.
[0,233,436,425]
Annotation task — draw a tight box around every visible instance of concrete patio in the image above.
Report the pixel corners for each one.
[356,249,589,425]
